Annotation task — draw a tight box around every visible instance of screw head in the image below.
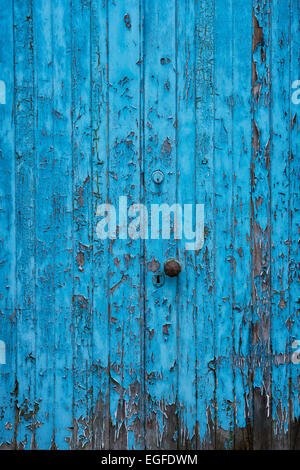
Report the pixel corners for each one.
[163,259,182,277]
[152,169,164,184]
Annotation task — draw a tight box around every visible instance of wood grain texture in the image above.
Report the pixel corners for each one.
[52,0,73,449]
[14,0,36,449]
[34,0,55,449]
[90,0,110,450]
[108,0,143,450]
[214,0,235,449]
[290,0,300,451]
[177,0,197,450]
[271,0,290,450]
[251,0,272,450]
[0,0,16,449]
[144,0,178,450]
[195,0,215,448]
[232,0,252,449]
[71,0,93,449]
[0,0,299,450]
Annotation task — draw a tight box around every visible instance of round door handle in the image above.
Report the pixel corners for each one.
[163,258,181,277]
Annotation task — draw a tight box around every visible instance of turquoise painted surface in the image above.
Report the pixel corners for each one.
[0,0,299,450]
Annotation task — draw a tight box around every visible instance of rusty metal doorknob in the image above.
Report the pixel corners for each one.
[163,259,181,277]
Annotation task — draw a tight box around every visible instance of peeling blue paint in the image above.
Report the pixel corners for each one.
[0,0,299,450]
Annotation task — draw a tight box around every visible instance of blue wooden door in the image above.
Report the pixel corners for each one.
[0,0,299,450]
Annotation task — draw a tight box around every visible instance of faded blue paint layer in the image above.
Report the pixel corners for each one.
[0,0,299,450]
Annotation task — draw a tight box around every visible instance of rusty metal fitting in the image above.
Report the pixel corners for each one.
[163,258,181,277]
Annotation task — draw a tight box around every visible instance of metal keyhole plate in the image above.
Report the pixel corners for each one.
[152,169,164,184]
[152,271,165,287]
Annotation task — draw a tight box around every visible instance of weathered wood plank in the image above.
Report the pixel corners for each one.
[251,0,272,450]
[144,0,178,450]
[90,0,110,450]
[270,0,290,450]
[214,0,235,449]
[176,0,198,449]
[52,0,73,449]
[0,0,15,312]
[232,0,253,449]
[176,0,197,450]
[194,0,215,449]
[33,0,55,448]
[107,0,143,450]
[289,0,300,451]
[14,0,37,449]
[0,0,16,449]
[71,0,93,449]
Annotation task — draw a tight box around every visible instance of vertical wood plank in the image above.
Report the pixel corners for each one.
[33,0,55,448]
[107,0,143,450]
[232,0,253,450]
[144,0,178,450]
[270,0,290,450]
[0,2,15,312]
[71,0,93,449]
[176,0,197,450]
[52,0,73,449]
[289,0,300,451]
[0,0,16,448]
[194,0,215,449]
[251,0,272,450]
[214,0,235,449]
[90,0,110,450]
[139,0,146,450]
[14,0,37,449]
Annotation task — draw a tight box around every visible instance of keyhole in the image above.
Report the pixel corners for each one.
[152,271,165,287]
